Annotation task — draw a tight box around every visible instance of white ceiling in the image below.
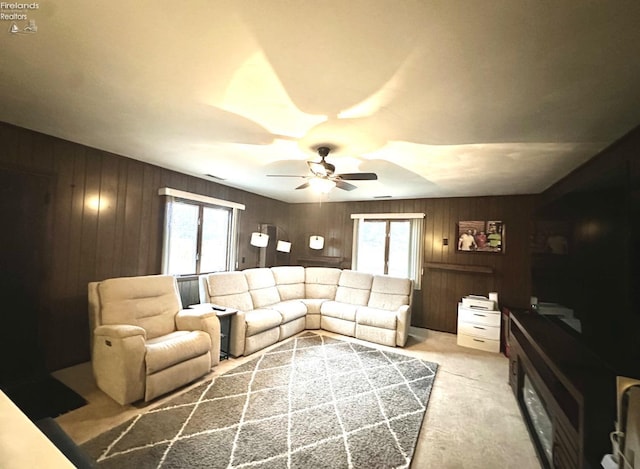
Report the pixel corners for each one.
[1,1,640,203]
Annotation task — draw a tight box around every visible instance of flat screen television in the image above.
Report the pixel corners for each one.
[531,164,640,379]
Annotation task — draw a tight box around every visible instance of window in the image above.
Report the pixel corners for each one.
[351,213,424,289]
[159,188,245,276]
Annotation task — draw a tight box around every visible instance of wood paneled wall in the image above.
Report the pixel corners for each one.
[0,121,536,370]
[288,196,535,332]
[0,122,288,371]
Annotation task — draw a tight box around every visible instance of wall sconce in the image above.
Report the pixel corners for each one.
[276,240,292,253]
[309,235,324,250]
[250,232,269,248]
[86,195,109,211]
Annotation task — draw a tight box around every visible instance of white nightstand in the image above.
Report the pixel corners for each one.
[456,302,501,353]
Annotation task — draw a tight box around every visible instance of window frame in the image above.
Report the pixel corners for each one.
[351,212,425,289]
[159,188,245,276]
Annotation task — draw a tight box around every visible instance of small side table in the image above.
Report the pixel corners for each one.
[214,307,237,360]
[189,304,237,360]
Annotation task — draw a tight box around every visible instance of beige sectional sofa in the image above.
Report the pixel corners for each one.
[199,266,413,357]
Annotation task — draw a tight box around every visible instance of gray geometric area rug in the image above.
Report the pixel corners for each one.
[82,332,438,469]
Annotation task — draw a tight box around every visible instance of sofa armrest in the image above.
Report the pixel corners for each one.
[229,310,247,358]
[396,304,411,347]
[176,309,221,366]
[176,307,218,321]
[94,324,146,339]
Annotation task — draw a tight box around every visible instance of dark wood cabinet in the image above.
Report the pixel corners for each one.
[508,310,616,468]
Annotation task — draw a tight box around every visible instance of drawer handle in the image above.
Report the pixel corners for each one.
[473,338,485,343]
[473,313,487,317]
[473,326,486,330]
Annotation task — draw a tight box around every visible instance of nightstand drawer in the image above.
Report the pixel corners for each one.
[458,321,500,340]
[458,305,500,327]
[457,333,500,353]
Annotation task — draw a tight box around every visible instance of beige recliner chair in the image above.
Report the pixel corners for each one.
[88,275,221,405]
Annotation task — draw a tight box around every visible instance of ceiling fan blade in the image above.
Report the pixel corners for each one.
[267,174,307,178]
[335,172,378,181]
[295,182,310,190]
[335,180,357,191]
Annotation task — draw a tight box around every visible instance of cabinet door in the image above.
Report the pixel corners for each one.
[552,415,579,469]
[508,337,521,394]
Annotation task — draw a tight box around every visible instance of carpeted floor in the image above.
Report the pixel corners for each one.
[82,332,438,469]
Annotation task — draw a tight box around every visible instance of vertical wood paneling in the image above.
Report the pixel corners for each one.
[0,121,538,368]
[289,195,535,333]
[50,140,75,299]
[148,167,164,274]
[136,164,155,274]
[177,278,200,307]
[0,123,294,370]
[16,126,34,168]
[122,160,144,276]
[66,147,87,298]
[78,149,102,290]
[32,132,55,172]
[95,153,119,280]
[112,157,129,277]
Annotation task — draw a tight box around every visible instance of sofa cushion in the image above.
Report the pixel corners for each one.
[99,275,180,339]
[368,275,412,310]
[244,268,281,308]
[145,330,211,374]
[321,316,356,337]
[356,324,396,347]
[301,298,325,315]
[271,266,306,300]
[205,271,248,295]
[245,308,282,337]
[280,316,306,341]
[356,306,397,330]
[245,328,280,356]
[305,267,341,299]
[270,300,307,323]
[244,268,277,289]
[203,272,254,312]
[335,270,373,306]
[250,287,281,309]
[321,301,358,321]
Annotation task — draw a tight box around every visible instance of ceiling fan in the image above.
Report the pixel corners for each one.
[268,146,378,192]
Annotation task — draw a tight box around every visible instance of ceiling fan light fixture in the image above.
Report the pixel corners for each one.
[309,162,329,176]
[308,177,336,193]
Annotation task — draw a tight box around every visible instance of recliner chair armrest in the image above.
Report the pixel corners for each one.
[176,309,221,366]
[176,308,220,327]
[92,325,146,405]
[94,324,147,339]
[396,304,411,347]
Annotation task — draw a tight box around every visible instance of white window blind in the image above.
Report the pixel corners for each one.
[351,213,425,289]
[159,188,244,275]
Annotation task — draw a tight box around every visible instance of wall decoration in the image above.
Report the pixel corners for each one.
[457,220,504,253]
